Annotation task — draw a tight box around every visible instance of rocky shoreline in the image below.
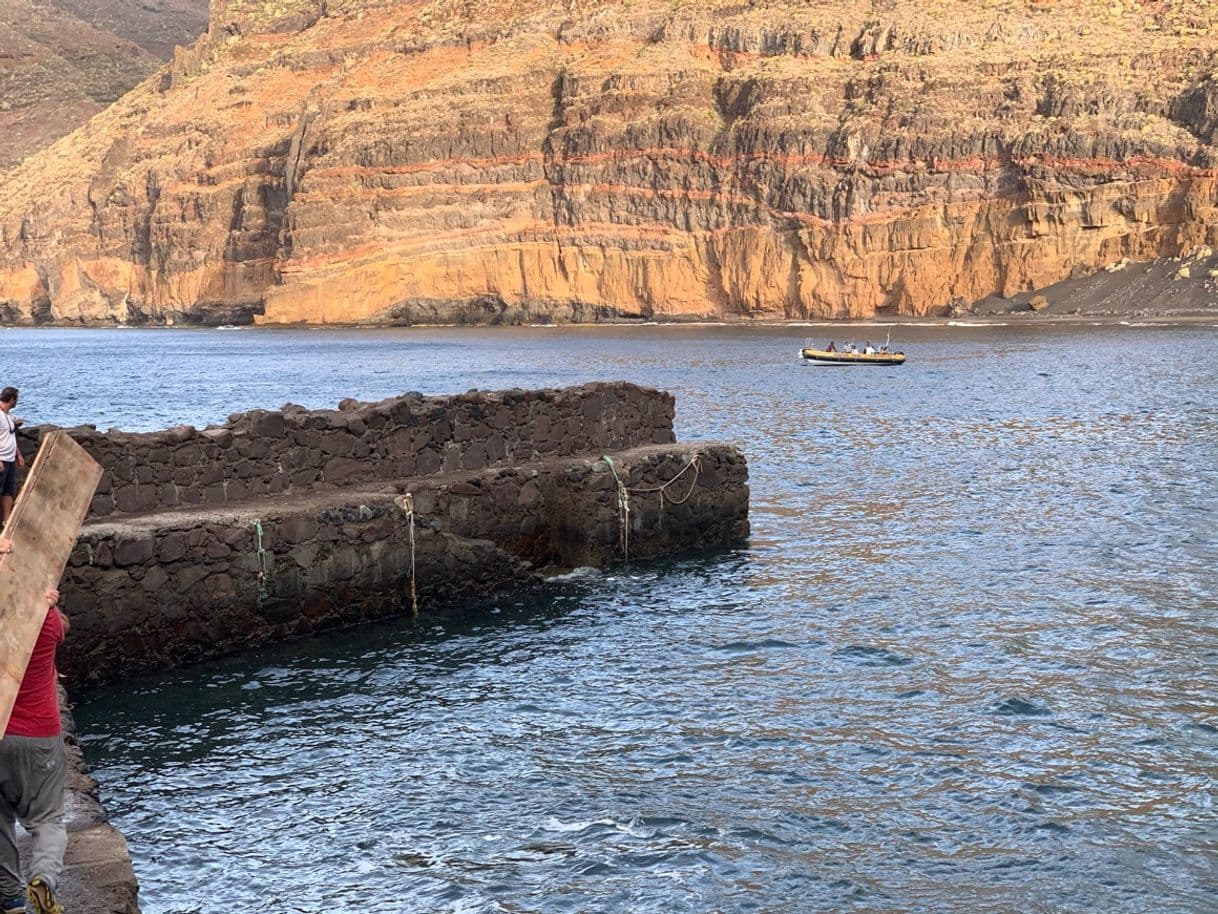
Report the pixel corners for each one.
[1,252,1213,330]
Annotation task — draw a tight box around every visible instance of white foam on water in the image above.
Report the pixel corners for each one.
[542,816,596,833]
[614,817,657,839]
[788,320,900,327]
[545,566,602,582]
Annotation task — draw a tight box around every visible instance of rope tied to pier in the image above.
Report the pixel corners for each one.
[600,451,702,563]
[602,456,631,561]
[398,493,420,616]
[253,519,270,605]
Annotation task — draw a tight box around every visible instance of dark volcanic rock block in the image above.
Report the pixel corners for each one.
[18,382,675,519]
[59,443,747,686]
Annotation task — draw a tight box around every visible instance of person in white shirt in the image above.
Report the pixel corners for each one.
[0,387,24,527]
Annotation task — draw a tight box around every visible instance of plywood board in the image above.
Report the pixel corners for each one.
[0,431,102,735]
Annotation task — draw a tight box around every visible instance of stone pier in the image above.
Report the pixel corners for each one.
[26,381,750,685]
[15,381,749,912]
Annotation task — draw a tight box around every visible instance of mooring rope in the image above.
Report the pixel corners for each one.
[602,456,632,561]
[398,494,420,616]
[601,452,702,562]
[252,519,270,606]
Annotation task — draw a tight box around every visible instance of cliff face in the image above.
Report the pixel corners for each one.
[1,0,1216,325]
[0,0,208,170]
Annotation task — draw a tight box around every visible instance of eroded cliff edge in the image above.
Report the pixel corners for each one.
[1,0,1216,325]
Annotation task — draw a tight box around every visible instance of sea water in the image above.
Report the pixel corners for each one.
[9,323,1210,913]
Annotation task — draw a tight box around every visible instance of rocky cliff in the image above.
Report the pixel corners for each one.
[0,0,208,170]
[1,0,1216,325]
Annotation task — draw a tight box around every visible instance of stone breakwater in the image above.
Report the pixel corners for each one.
[16,383,749,686]
[11,381,744,914]
[30,382,676,519]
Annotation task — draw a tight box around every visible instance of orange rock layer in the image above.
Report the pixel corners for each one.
[1,0,1217,324]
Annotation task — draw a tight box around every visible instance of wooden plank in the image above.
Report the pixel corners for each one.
[0,431,102,735]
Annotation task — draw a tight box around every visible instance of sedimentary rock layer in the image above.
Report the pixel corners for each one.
[1,0,1216,323]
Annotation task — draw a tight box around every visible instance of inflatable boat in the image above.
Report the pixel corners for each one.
[801,348,906,366]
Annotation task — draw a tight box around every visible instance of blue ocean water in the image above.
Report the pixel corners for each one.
[14,322,1211,913]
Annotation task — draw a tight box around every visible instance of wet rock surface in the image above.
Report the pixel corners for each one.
[58,443,748,687]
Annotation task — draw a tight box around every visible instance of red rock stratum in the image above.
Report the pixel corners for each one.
[1,0,1216,324]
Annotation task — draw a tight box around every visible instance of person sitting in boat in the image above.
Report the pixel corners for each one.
[846,341,857,353]
[864,341,876,354]
[826,341,837,352]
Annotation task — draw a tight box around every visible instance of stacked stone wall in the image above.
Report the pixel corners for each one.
[59,444,749,686]
[18,383,675,519]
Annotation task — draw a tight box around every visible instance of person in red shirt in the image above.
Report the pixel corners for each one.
[0,537,69,914]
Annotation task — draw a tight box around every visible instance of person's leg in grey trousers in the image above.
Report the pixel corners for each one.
[0,735,67,896]
[0,782,21,904]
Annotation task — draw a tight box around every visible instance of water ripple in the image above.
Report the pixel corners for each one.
[55,324,1218,913]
